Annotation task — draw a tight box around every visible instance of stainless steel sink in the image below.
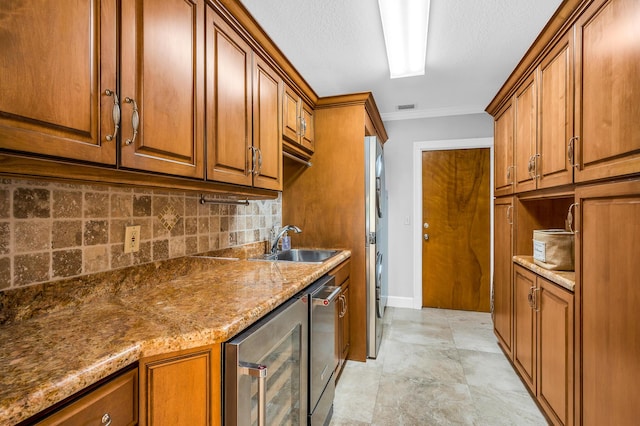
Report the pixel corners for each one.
[254,249,339,263]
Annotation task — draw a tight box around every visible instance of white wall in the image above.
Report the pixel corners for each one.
[383,113,493,308]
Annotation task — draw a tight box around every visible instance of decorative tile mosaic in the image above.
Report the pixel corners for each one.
[158,204,180,232]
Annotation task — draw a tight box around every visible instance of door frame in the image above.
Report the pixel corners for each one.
[412,138,494,309]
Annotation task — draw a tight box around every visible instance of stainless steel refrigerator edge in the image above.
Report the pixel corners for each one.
[365,136,388,359]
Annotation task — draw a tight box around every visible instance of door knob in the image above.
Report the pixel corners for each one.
[423,222,429,229]
[424,233,429,241]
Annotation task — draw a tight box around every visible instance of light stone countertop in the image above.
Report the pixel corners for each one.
[513,255,575,292]
[0,247,350,425]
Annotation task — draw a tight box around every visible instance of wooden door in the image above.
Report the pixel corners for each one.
[494,103,514,196]
[282,84,300,143]
[120,0,204,178]
[575,179,640,425]
[513,265,536,391]
[0,0,116,165]
[139,345,221,426]
[206,7,252,186]
[252,55,282,191]
[514,74,537,193]
[574,0,640,182]
[493,197,514,357]
[421,148,490,311]
[537,278,574,426]
[538,31,574,190]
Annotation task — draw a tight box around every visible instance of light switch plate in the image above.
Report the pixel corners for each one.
[124,225,141,253]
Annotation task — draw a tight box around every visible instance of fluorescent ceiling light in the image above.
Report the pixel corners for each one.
[378,0,431,79]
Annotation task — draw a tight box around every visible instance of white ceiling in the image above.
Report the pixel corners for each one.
[239,0,563,121]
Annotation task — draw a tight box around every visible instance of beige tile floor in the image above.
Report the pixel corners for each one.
[330,307,547,426]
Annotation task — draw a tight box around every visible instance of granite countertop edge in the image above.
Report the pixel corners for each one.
[513,255,575,292]
[0,248,351,425]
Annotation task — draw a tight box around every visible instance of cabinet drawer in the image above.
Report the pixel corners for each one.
[328,259,351,286]
[37,368,138,426]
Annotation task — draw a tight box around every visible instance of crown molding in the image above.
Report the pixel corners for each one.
[380,105,487,121]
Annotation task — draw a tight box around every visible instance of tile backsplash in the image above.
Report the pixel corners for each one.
[0,178,282,290]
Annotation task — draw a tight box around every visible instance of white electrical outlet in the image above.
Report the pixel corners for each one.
[124,225,141,253]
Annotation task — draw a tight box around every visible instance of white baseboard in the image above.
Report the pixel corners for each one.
[386,296,417,309]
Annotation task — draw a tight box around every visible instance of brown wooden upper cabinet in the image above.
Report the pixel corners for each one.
[494,103,514,196]
[119,0,205,178]
[537,30,574,190]
[282,84,315,158]
[206,6,282,191]
[514,73,538,193]
[0,0,117,165]
[0,0,205,178]
[499,30,575,194]
[574,0,640,182]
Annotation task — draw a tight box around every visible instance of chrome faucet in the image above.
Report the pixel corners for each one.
[271,225,302,254]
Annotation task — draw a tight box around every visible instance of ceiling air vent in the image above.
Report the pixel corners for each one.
[397,104,415,110]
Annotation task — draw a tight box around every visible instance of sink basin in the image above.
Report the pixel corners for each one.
[255,249,339,263]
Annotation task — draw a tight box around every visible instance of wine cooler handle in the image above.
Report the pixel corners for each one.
[239,361,268,426]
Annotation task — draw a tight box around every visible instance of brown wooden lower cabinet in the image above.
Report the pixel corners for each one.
[139,344,221,426]
[575,179,640,425]
[513,264,574,426]
[493,197,514,356]
[329,259,351,382]
[35,367,138,426]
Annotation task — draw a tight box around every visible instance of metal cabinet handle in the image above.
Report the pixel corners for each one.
[239,361,267,426]
[255,148,263,176]
[506,205,513,225]
[569,136,580,169]
[527,286,535,308]
[247,146,256,176]
[124,97,139,146]
[506,165,514,184]
[533,288,541,312]
[297,115,303,137]
[101,413,112,426]
[301,116,307,137]
[104,89,120,142]
[342,293,347,315]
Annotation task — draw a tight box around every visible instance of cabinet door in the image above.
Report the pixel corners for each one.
[538,31,574,190]
[494,103,514,196]
[252,56,283,191]
[120,0,204,178]
[282,84,301,143]
[301,102,315,152]
[493,198,514,357]
[37,368,137,426]
[574,0,640,182]
[513,265,536,391]
[0,0,116,164]
[514,75,537,193]
[139,345,221,426]
[537,278,573,426]
[206,8,253,186]
[575,179,640,425]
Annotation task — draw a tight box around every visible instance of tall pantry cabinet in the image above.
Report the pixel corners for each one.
[282,93,387,362]
[488,0,640,424]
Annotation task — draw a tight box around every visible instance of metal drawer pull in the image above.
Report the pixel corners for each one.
[104,90,120,142]
[101,413,112,426]
[124,97,139,146]
[239,362,267,426]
